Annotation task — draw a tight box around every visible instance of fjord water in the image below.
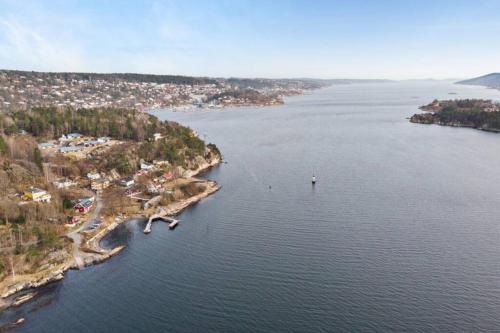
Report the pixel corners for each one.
[9,81,500,332]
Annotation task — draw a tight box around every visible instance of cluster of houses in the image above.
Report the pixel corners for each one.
[85,159,177,196]
[146,171,175,194]
[0,71,229,112]
[88,169,119,191]
[38,133,113,156]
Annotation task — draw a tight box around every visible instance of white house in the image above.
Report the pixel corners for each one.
[120,176,135,187]
[87,172,101,180]
[140,161,154,171]
[59,133,83,142]
[153,133,163,141]
[59,146,83,154]
[38,142,56,150]
[23,187,52,203]
[97,136,111,143]
[52,179,75,189]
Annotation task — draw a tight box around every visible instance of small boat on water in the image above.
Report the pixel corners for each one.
[169,220,179,229]
[312,175,317,184]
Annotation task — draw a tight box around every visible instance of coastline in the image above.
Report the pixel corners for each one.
[410,113,500,133]
[0,156,221,314]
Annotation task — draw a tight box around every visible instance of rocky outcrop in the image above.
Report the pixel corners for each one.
[184,154,221,178]
[1,269,65,299]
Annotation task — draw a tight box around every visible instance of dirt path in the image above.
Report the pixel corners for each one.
[67,194,103,269]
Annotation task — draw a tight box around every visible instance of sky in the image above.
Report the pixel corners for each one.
[1,0,500,79]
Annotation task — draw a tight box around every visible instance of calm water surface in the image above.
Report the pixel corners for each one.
[5,81,500,332]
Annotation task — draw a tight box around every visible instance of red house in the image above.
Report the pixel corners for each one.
[74,199,93,214]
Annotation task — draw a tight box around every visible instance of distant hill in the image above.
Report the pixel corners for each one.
[1,69,217,85]
[457,73,500,89]
[291,78,392,85]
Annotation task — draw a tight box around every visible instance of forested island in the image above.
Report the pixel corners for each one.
[410,99,500,132]
[0,106,221,314]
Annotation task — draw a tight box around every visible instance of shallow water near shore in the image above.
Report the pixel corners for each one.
[5,80,500,332]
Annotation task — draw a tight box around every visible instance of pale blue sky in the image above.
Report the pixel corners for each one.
[1,0,500,79]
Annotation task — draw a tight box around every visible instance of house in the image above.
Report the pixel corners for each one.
[87,172,101,180]
[59,146,83,154]
[38,142,56,150]
[153,133,163,141]
[97,136,111,143]
[147,183,160,194]
[91,178,110,191]
[164,171,174,180]
[120,176,135,187]
[59,133,82,142]
[52,178,75,189]
[67,216,80,226]
[109,169,120,180]
[83,140,99,147]
[67,133,82,140]
[73,199,93,214]
[140,161,154,171]
[153,160,170,167]
[23,187,51,203]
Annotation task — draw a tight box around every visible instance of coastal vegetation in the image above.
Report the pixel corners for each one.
[410,99,500,131]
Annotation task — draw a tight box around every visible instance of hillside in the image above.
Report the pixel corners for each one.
[0,70,327,112]
[0,106,221,287]
[456,73,500,89]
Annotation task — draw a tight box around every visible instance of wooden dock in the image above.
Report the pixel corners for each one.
[144,212,179,234]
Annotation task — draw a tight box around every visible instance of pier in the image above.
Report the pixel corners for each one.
[144,212,179,234]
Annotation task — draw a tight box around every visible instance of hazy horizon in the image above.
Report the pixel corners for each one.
[0,68,471,82]
[1,0,500,79]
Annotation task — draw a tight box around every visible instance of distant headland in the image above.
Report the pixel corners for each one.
[410,99,500,132]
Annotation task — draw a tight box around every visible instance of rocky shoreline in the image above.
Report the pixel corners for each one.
[410,99,500,133]
[0,156,221,316]
[410,113,500,133]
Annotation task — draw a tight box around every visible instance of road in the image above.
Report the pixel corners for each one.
[67,193,103,269]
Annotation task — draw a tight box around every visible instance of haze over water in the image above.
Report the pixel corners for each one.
[7,81,500,332]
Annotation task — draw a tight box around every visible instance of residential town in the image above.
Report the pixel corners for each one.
[0,70,325,112]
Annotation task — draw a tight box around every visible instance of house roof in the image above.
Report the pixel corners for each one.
[26,187,46,194]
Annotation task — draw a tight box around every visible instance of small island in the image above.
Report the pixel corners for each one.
[410,99,500,132]
[0,106,221,311]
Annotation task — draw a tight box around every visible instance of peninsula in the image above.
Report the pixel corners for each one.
[410,99,500,132]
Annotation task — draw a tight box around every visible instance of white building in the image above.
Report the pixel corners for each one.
[153,133,163,141]
[23,187,52,203]
[140,161,154,171]
[87,172,101,180]
[52,179,75,189]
